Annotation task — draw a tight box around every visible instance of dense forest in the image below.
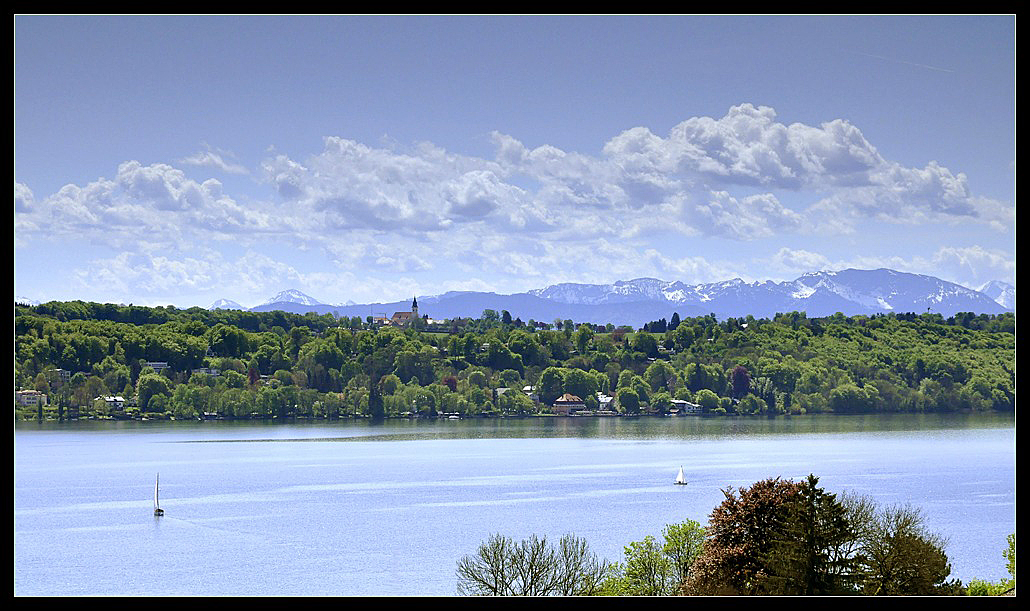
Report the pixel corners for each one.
[14,300,1015,421]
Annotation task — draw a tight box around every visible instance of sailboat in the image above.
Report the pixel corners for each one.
[675,466,688,486]
[154,473,165,516]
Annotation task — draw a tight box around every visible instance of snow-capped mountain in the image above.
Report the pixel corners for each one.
[526,269,1009,320]
[204,269,1011,325]
[978,280,1016,310]
[209,298,245,310]
[258,289,324,308]
[15,296,40,306]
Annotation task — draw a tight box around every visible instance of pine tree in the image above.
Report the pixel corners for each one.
[760,474,860,595]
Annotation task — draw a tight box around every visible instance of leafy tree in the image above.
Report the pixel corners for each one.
[1004,532,1015,585]
[644,360,678,393]
[662,519,705,588]
[685,477,803,595]
[604,535,676,595]
[456,533,610,596]
[694,388,720,413]
[730,364,751,399]
[760,474,861,595]
[538,367,565,405]
[136,372,172,411]
[856,503,955,595]
[562,368,594,400]
[630,332,659,358]
[615,386,640,414]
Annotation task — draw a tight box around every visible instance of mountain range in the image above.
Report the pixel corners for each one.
[207,268,1014,328]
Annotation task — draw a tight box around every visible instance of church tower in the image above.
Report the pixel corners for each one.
[411,296,418,320]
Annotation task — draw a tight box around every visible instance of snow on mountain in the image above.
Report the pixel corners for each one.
[259,289,324,307]
[978,280,1016,310]
[15,296,40,306]
[240,268,1009,325]
[209,298,245,310]
[523,269,1008,319]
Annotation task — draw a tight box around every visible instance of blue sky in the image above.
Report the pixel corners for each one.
[14,15,1015,308]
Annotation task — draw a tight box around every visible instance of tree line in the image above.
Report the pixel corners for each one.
[14,301,1015,421]
[456,474,1016,596]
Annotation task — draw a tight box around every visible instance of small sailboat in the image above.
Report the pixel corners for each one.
[675,466,688,486]
[154,473,165,516]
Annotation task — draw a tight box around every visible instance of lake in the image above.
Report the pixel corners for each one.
[14,413,1015,596]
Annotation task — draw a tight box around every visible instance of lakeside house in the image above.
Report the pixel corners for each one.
[551,393,586,415]
[97,396,126,409]
[669,399,702,415]
[16,390,47,407]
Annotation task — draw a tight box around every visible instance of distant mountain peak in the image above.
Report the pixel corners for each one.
[260,289,323,307]
[978,280,1016,310]
[209,298,245,310]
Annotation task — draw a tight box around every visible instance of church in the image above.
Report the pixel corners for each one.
[390,297,420,327]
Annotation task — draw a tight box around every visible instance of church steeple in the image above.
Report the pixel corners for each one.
[411,296,418,319]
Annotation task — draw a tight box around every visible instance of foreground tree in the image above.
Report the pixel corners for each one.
[760,474,861,594]
[456,533,610,596]
[684,477,804,595]
[856,503,957,595]
[685,475,958,596]
[600,519,706,595]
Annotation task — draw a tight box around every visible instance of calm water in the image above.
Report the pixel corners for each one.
[14,413,1015,596]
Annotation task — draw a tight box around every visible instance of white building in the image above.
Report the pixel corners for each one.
[16,390,47,407]
[670,399,702,415]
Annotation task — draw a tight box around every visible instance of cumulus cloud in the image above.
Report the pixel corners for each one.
[16,161,274,250]
[15,103,1013,303]
[769,247,834,276]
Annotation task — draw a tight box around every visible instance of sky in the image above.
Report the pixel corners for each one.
[14,15,1016,309]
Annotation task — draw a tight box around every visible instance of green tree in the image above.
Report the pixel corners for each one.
[136,372,172,411]
[613,535,676,595]
[538,367,565,405]
[856,504,955,595]
[694,388,720,413]
[644,360,678,393]
[662,519,705,588]
[615,386,640,413]
[760,474,860,595]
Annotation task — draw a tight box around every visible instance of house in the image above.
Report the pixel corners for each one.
[16,390,47,407]
[552,393,585,415]
[522,385,539,402]
[97,396,126,409]
[670,399,702,415]
[145,361,170,373]
[596,392,614,411]
[46,368,71,389]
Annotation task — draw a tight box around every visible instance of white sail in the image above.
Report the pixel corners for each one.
[675,466,687,485]
[154,473,160,510]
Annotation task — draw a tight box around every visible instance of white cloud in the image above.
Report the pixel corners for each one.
[16,161,275,251]
[15,103,1013,304]
[179,149,249,175]
[760,245,1015,289]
